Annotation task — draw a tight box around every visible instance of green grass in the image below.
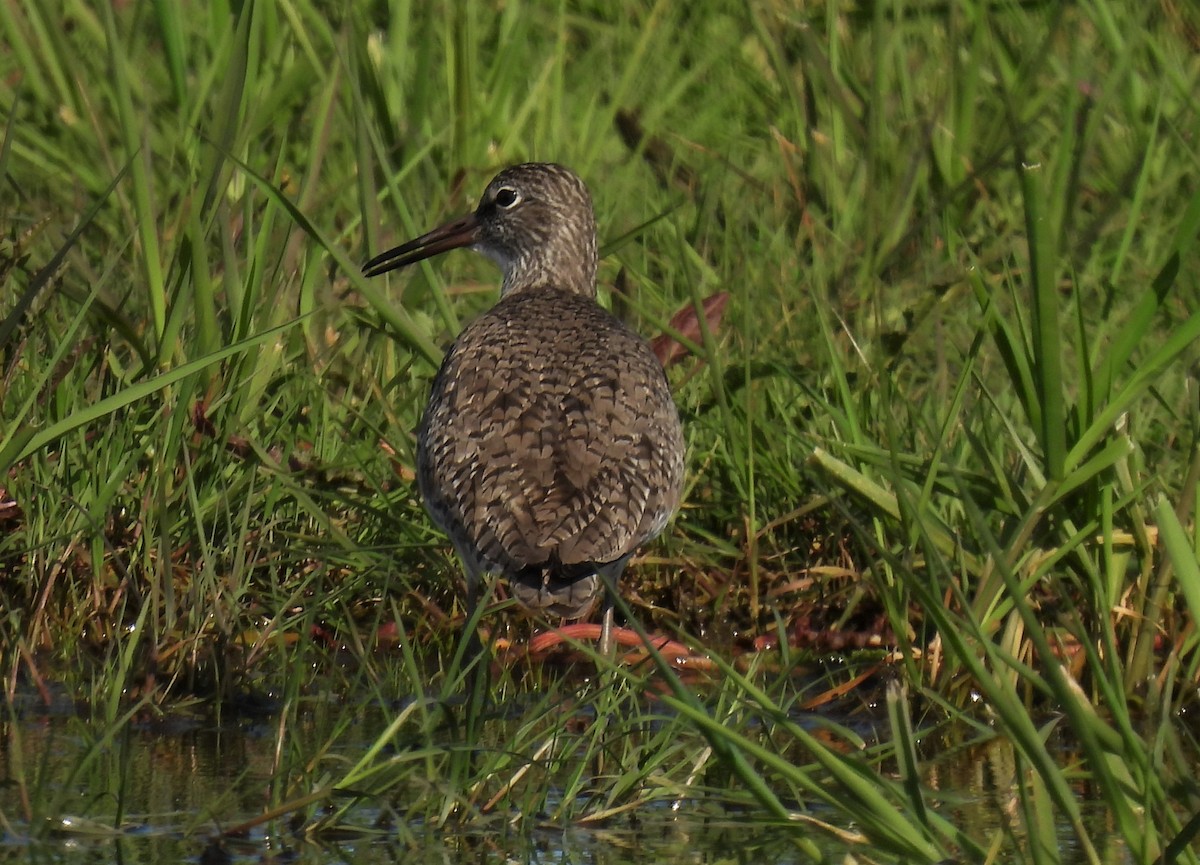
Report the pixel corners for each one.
[2,0,1200,861]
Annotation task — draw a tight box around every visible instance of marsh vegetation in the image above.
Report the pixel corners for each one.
[2,1,1199,862]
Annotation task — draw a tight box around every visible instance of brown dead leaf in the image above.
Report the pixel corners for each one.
[651,291,729,368]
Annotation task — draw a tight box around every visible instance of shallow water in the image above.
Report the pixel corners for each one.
[0,683,1135,864]
[0,697,824,864]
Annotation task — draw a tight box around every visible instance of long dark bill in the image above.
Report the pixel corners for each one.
[362,212,480,278]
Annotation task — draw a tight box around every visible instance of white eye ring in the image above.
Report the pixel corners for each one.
[494,187,521,208]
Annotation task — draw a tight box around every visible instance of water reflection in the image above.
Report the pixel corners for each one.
[0,705,818,865]
[0,687,1137,864]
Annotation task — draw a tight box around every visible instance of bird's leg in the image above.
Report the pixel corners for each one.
[463,562,484,662]
[591,559,628,780]
[457,555,491,765]
[451,544,489,666]
[595,557,630,658]
[599,597,615,658]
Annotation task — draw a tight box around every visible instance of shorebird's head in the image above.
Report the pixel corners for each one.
[363,162,598,298]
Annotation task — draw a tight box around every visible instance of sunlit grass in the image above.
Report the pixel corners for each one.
[2,0,1199,862]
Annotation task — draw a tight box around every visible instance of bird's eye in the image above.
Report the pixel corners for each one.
[494,187,520,208]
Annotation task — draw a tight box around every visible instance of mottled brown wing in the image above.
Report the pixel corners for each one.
[416,288,683,578]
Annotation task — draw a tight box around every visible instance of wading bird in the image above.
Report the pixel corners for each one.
[364,163,684,655]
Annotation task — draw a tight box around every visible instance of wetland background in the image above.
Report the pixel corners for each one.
[2,1,1199,862]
